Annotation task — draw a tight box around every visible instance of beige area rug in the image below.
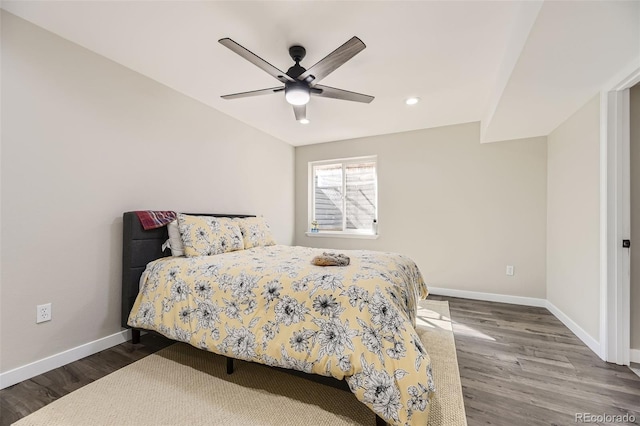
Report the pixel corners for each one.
[13,300,466,426]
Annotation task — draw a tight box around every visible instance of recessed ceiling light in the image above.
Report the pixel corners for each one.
[299,118,310,124]
[405,97,420,105]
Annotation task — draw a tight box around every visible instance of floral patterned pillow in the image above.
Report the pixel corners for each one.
[233,217,276,249]
[177,214,244,257]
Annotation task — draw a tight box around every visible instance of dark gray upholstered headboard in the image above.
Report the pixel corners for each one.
[121,212,254,328]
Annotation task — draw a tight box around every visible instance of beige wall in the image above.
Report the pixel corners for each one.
[546,94,601,342]
[0,12,294,372]
[295,123,548,299]
[631,84,640,351]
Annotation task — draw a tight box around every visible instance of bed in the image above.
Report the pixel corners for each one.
[122,212,434,426]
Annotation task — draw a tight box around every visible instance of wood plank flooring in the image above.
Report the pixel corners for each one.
[0,334,172,426]
[2,297,639,426]
[428,296,640,426]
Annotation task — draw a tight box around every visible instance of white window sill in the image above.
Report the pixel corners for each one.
[305,231,379,240]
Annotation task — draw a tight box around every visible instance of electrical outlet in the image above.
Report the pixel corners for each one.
[36,303,52,323]
[506,265,514,276]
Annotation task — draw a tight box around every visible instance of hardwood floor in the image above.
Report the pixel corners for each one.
[429,296,640,426]
[2,297,639,426]
[0,334,173,426]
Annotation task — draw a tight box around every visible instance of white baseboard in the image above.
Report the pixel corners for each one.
[428,287,547,307]
[631,349,640,363]
[0,329,132,390]
[0,293,623,389]
[542,301,601,357]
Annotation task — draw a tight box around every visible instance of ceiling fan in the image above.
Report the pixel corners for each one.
[219,36,374,123]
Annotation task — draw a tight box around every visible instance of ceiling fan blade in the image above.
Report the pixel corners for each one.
[298,37,366,84]
[293,104,306,121]
[219,38,294,84]
[312,85,374,103]
[221,87,284,100]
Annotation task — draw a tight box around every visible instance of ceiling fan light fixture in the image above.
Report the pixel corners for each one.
[285,82,310,106]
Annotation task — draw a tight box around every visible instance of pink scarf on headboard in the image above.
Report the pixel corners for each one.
[134,211,177,230]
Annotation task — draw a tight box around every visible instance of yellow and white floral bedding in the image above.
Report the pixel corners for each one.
[128,245,434,425]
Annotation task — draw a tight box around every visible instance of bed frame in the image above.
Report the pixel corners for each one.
[121,211,386,426]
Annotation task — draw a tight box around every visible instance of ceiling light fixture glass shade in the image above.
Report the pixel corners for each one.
[285,82,310,106]
[299,118,310,124]
[405,97,420,105]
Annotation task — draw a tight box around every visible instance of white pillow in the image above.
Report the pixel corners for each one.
[167,220,185,256]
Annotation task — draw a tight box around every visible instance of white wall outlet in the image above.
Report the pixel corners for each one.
[506,265,515,276]
[36,303,52,323]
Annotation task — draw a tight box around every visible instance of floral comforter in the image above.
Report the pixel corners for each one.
[128,245,434,425]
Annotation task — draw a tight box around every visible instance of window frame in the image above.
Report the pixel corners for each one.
[307,155,378,238]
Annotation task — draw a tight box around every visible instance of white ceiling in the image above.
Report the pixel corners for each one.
[2,1,639,146]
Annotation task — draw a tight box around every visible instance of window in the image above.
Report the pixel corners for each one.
[309,156,377,237]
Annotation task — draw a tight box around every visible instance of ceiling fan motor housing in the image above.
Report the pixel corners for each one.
[287,45,307,79]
